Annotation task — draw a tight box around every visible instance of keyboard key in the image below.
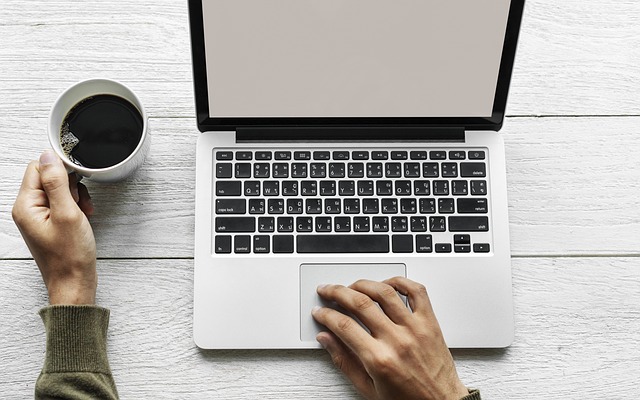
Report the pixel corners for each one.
[286,199,303,214]
[216,181,241,196]
[452,180,468,195]
[348,163,365,178]
[339,181,355,196]
[325,199,341,214]
[430,216,446,232]
[430,151,446,160]
[216,163,232,178]
[263,181,279,196]
[404,163,421,178]
[433,181,449,196]
[216,151,233,160]
[401,198,417,214]
[441,163,458,177]
[455,244,471,253]
[320,181,336,196]
[376,180,393,196]
[419,198,436,214]
[423,163,439,177]
[235,163,251,178]
[457,198,488,213]
[416,235,433,253]
[392,235,413,253]
[335,217,351,232]
[216,199,246,214]
[234,235,251,253]
[236,151,253,160]
[367,163,383,178]
[454,234,471,244]
[471,180,487,195]
[410,151,428,160]
[372,217,389,232]
[333,151,350,160]
[297,217,313,232]
[282,181,298,196]
[353,217,370,232]
[258,217,275,232]
[301,181,318,196]
[352,151,369,160]
[372,151,388,160]
[410,216,427,232]
[358,181,374,196]
[244,181,260,196]
[362,198,379,214]
[435,243,452,253]
[391,151,408,160]
[310,163,326,178]
[313,151,331,160]
[315,216,332,232]
[297,235,390,253]
[272,163,289,178]
[255,151,272,160]
[248,199,265,214]
[438,198,455,214]
[277,217,294,232]
[294,151,311,160]
[381,198,398,214]
[214,235,232,254]
[215,217,255,233]
[460,162,487,177]
[253,235,270,253]
[329,163,346,178]
[468,150,486,160]
[275,151,292,160]
[268,199,284,214]
[391,217,408,232]
[449,151,466,160]
[291,163,307,178]
[385,163,402,178]
[448,216,489,232]
[306,199,322,214]
[254,163,270,178]
[473,243,491,253]
[273,235,294,253]
[395,181,411,196]
[414,180,430,196]
[344,198,360,214]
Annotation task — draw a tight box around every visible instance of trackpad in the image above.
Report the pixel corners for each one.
[300,263,406,342]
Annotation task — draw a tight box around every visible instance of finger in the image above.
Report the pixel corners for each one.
[312,305,376,356]
[37,150,76,212]
[348,279,412,326]
[68,173,80,203]
[19,161,42,193]
[316,331,376,399]
[383,276,436,319]
[76,182,94,217]
[317,284,392,335]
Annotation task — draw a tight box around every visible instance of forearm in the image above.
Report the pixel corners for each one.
[36,305,119,400]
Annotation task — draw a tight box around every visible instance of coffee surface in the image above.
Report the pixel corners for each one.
[60,94,143,169]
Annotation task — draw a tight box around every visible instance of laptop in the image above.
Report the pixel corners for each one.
[190,0,524,349]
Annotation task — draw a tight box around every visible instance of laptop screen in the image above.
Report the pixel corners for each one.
[201,0,511,119]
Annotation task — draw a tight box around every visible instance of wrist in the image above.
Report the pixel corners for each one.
[47,281,96,305]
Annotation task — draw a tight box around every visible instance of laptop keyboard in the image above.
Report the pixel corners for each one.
[213,149,491,255]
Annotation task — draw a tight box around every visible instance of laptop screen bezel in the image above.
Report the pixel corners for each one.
[188,0,525,133]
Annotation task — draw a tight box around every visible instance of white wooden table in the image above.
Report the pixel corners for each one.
[1,1,639,398]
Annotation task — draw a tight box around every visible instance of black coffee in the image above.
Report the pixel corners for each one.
[60,94,143,169]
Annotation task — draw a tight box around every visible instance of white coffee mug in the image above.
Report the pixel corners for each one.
[48,79,150,182]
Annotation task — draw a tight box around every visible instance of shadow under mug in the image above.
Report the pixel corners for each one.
[48,79,150,182]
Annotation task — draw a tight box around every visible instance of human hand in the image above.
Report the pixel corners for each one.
[312,277,469,400]
[12,150,97,305]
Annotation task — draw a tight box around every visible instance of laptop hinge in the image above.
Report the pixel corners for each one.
[235,126,465,143]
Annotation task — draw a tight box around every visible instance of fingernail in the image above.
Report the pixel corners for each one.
[311,306,322,315]
[39,150,58,166]
[317,284,328,291]
[316,334,328,349]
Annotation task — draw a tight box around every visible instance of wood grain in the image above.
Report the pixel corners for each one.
[1,258,639,399]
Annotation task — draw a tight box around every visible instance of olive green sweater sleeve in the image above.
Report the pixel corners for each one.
[36,305,119,400]
[461,389,481,399]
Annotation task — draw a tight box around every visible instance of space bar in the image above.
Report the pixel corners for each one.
[297,235,390,253]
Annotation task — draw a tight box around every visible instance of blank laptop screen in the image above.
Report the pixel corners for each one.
[202,0,511,118]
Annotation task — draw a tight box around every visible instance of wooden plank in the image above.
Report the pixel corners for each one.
[0,0,639,117]
[2,116,639,258]
[1,257,639,398]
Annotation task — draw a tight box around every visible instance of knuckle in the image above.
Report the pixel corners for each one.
[379,285,398,299]
[369,352,398,378]
[352,294,374,311]
[336,316,356,333]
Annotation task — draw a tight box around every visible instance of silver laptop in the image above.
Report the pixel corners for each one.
[190,0,524,349]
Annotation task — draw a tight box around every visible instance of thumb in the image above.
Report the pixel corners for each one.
[39,150,75,211]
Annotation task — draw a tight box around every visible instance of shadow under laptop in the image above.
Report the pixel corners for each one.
[451,347,510,361]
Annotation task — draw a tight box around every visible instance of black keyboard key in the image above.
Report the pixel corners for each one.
[263,181,279,196]
[381,198,398,214]
[433,181,449,196]
[410,151,428,160]
[353,217,370,232]
[429,151,446,160]
[253,235,270,253]
[410,216,427,232]
[216,199,246,214]
[313,151,331,160]
[297,217,313,232]
[215,217,255,233]
[452,180,468,196]
[216,163,233,178]
[291,163,308,178]
[294,151,311,160]
[461,163,487,177]
[248,199,265,214]
[423,162,439,177]
[454,234,471,244]
[455,244,471,253]
[306,199,322,214]
[324,199,341,214]
[395,181,412,196]
[277,217,294,232]
[414,180,430,196]
[236,151,253,160]
[438,198,455,214]
[441,163,458,177]
[471,180,487,195]
[286,198,303,214]
[315,216,332,232]
[348,163,365,178]
[435,243,452,253]
[358,181,374,196]
[254,163,270,178]
[235,163,251,178]
[257,217,275,232]
[275,151,292,160]
[301,181,317,196]
[468,150,486,160]
[372,217,389,232]
[367,163,383,178]
[376,180,393,196]
[216,181,241,196]
[416,235,433,253]
[449,216,489,232]
[391,217,408,232]
[419,198,436,214]
[297,235,390,253]
[273,235,294,253]
[457,198,488,213]
[333,151,350,160]
[329,163,346,178]
[344,198,360,214]
[400,199,417,214]
[310,163,326,178]
[430,216,446,232]
[385,163,402,178]
[214,235,232,253]
[244,181,260,196]
[339,181,355,196]
[335,217,351,232]
[362,198,379,214]
[268,199,284,214]
[473,243,491,253]
[272,163,289,178]
[216,151,233,160]
[282,181,298,196]
[404,163,421,178]
[352,151,369,160]
[255,151,272,160]
[372,151,388,160]
[392,235,413,253]
[234,235,251,253]
[320,180,337,196]
[391,151,408,160]
[449,151,466,160]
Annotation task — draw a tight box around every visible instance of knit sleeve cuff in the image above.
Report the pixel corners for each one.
[460,389,481,400]
[39,305,111,374]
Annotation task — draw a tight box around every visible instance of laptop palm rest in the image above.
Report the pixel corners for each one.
[299,263,407,342]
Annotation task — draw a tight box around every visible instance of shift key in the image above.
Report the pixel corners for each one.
[216,217,255,232]
[448,216,489,232]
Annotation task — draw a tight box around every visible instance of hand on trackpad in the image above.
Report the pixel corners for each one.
[299,263,406,342]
